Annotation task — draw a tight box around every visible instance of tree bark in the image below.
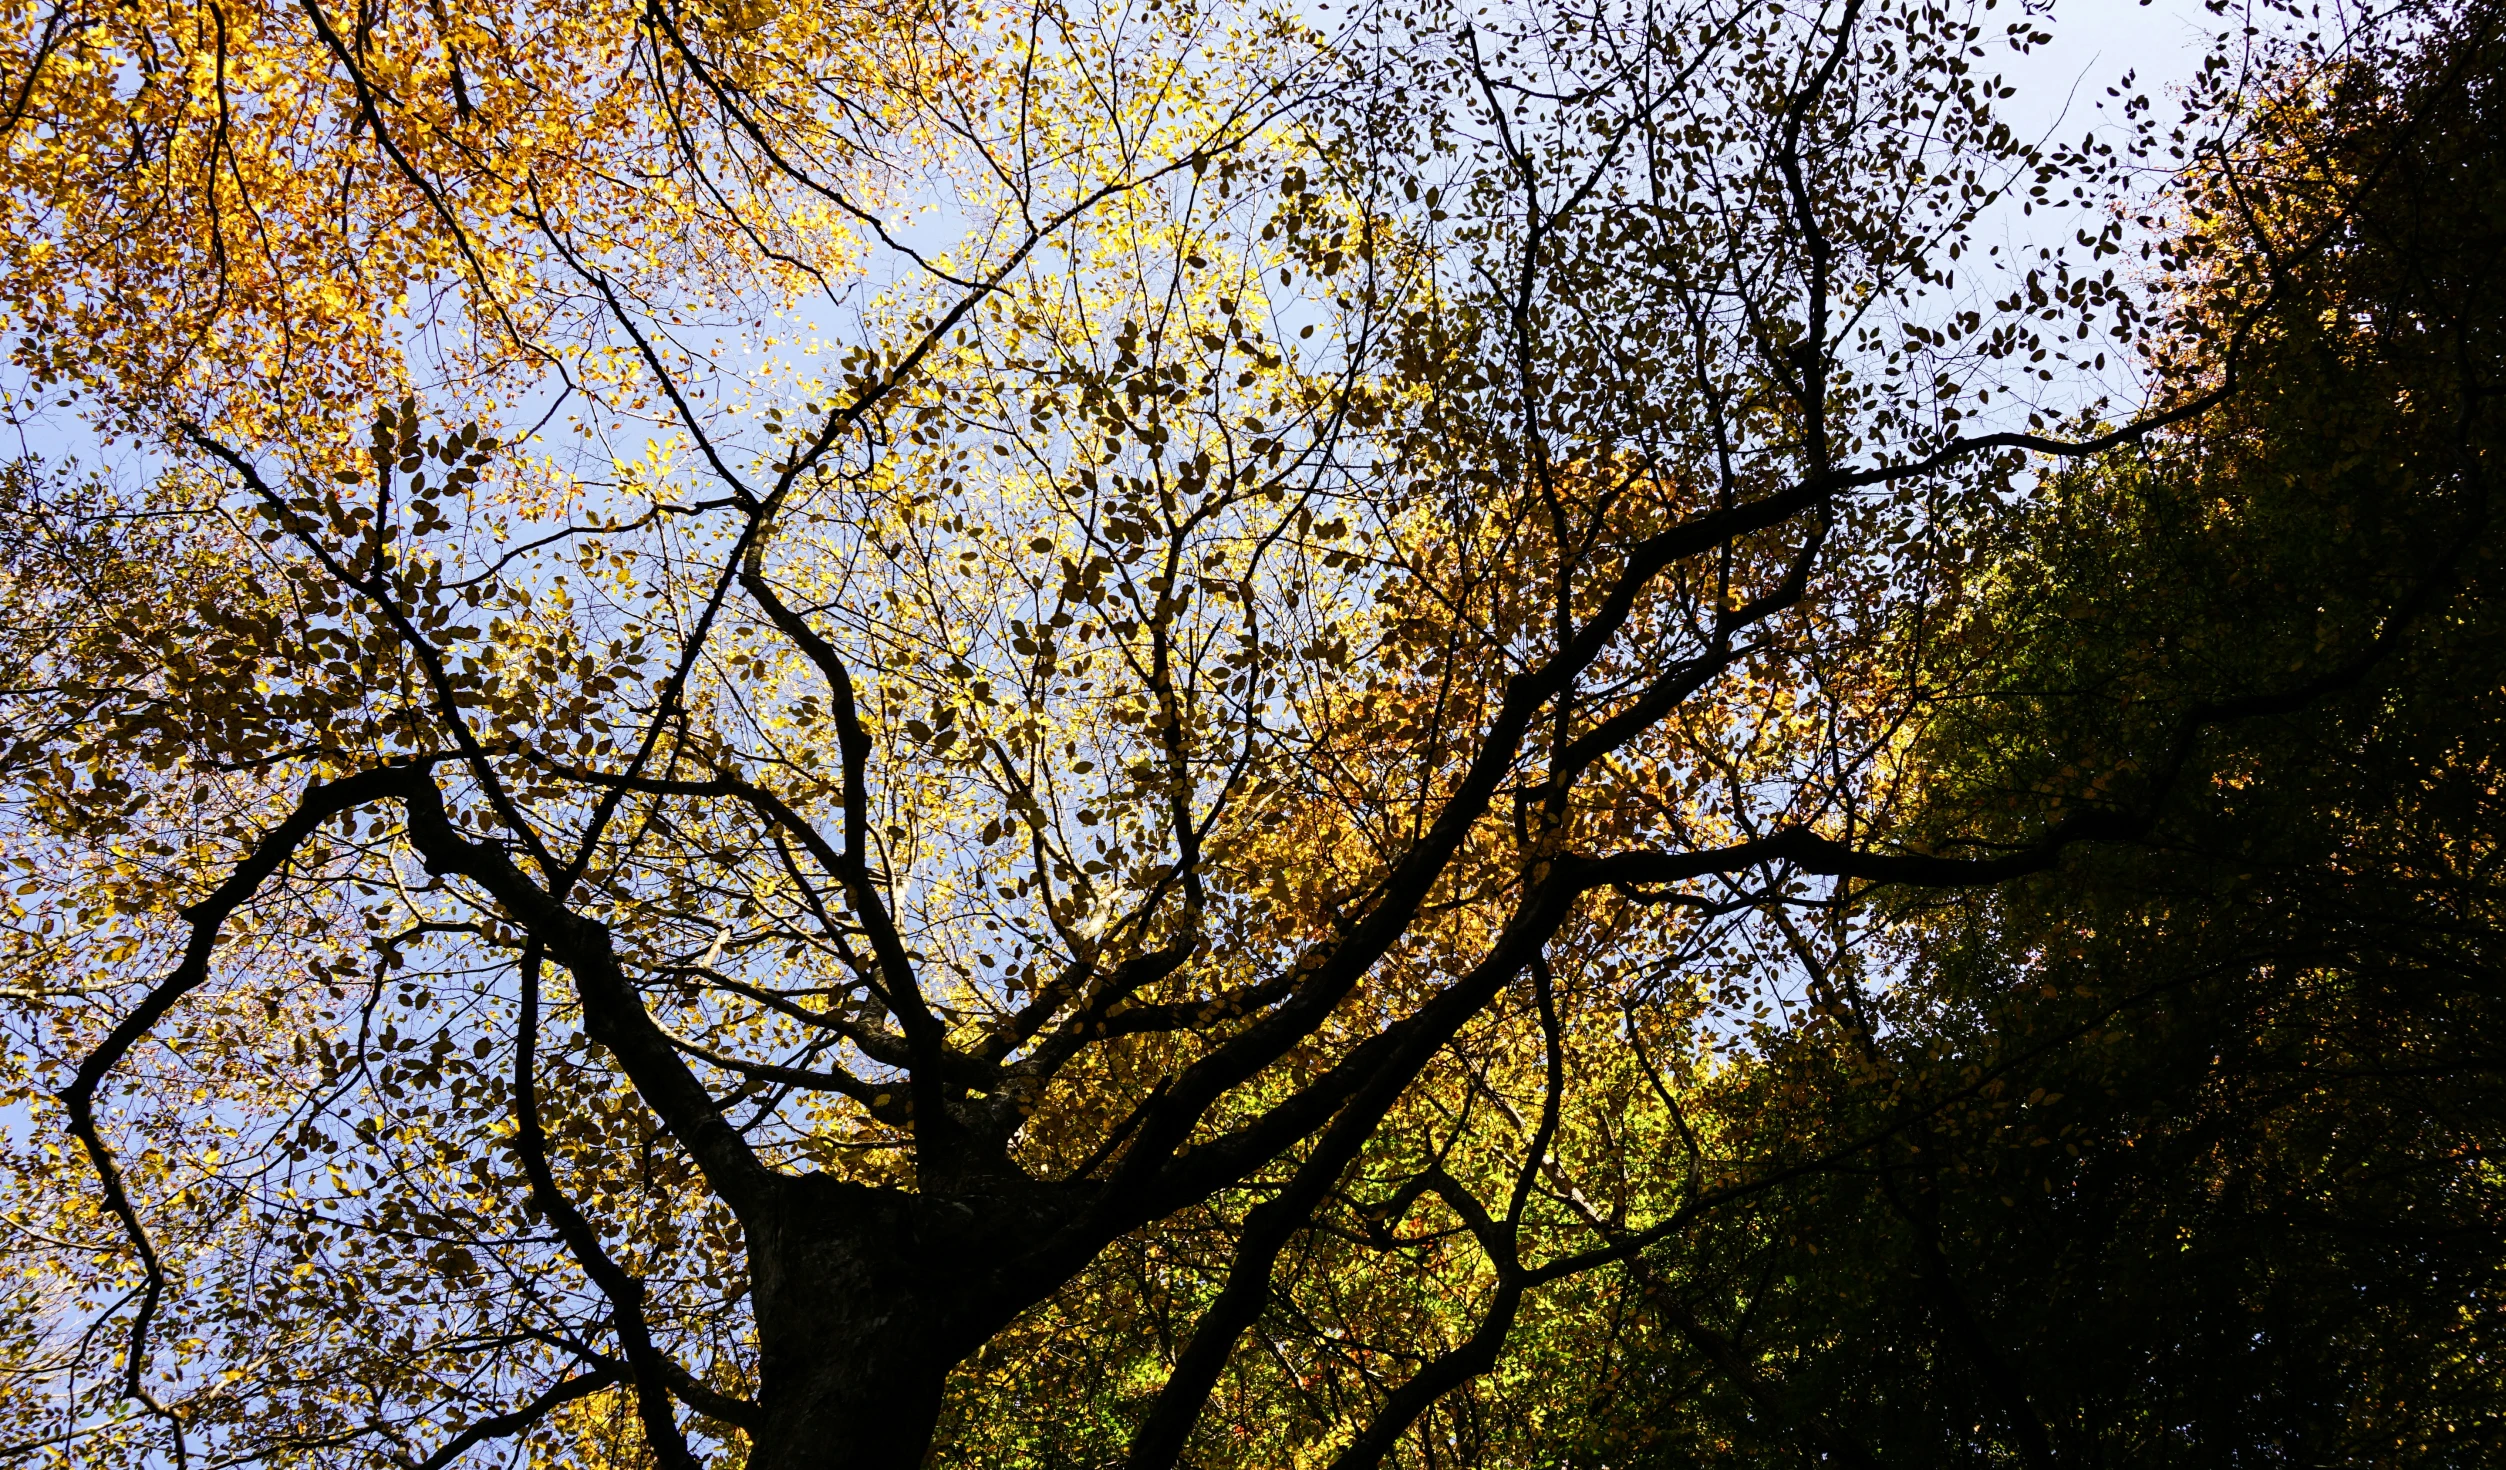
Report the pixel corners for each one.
[743,1171,1064,1470]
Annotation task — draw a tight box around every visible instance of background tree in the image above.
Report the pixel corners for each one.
[1565,11,2506,1467]
[3,1,2487,1468]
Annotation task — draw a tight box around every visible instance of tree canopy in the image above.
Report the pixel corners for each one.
[1,0,2498,1466]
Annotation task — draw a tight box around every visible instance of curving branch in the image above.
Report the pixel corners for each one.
[59,761,442,1407]
[1112,887,1587,1466]
[512,943,701,1469]
[411,1364,625,1470]
[393,775,776,1212]
[734,567,952,1142]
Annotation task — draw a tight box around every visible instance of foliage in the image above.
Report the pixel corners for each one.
[1576,13,2506,1466]
[0,0,2495,1467]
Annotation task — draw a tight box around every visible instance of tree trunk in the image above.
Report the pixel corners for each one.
[747,1346,948,1470]
[746,1339,949,1470]
[742,1171,1064,1470]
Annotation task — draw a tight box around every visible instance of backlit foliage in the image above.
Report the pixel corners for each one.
[2,0,2493,1466]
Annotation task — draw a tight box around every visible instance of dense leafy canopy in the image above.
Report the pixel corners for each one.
[0,0,2497,1466]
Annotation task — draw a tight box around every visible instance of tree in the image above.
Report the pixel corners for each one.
[1,0,2475,1466]
[1566,10,2506,1465]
